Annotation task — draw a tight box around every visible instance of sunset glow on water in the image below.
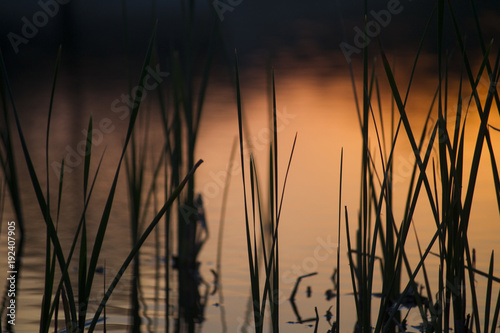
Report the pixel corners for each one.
[1,1,500,332]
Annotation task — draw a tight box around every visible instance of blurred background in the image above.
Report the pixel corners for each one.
[1,1,500,332]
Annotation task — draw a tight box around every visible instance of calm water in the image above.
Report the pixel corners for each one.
[1,1,500,331]
[1,53,500,333]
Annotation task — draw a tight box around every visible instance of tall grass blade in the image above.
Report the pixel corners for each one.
[85,23,157,310]
[45,150,106,331]
[465,241,482,333]
[0,47,78,326]
[40,159,64,333]
[379,47,439,221]
[335,148,343,333]
[314,307,319,333]
[446,1,500,230]
[215,138,237,333]
[412,223,438,332]
[78,220,88,330]
[491,289,500,333]
[361,2,370,329]
[40,46,61,333]
[382,217,448,333]
[344,207,360,322]
[45,45,61,215]
[88,159,203,332]
[193,21,218,140]
[56,158,65,223]
[41,218,55,333]
[260,133,297,332]
[402,5,436,106]
[249,155,262,331]
[79,117,92,330]
[485,251,495,333]
[234,50,261,332]
[61,287,74,333]
[249,153,273,325]
[460,47,500,236]
[103,261,107,333]
[138,144,166,229]
[272,69,279,333]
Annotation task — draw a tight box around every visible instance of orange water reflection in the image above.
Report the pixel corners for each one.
[194,60,500,332]
[2,53,500,332]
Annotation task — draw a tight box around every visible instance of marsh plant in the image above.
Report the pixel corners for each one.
[235,53,298,333]
[1,0,500,332]
[342,1,500,332]
[233,1,500,333]
[0,23,202,332]
[1,0,219,331]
